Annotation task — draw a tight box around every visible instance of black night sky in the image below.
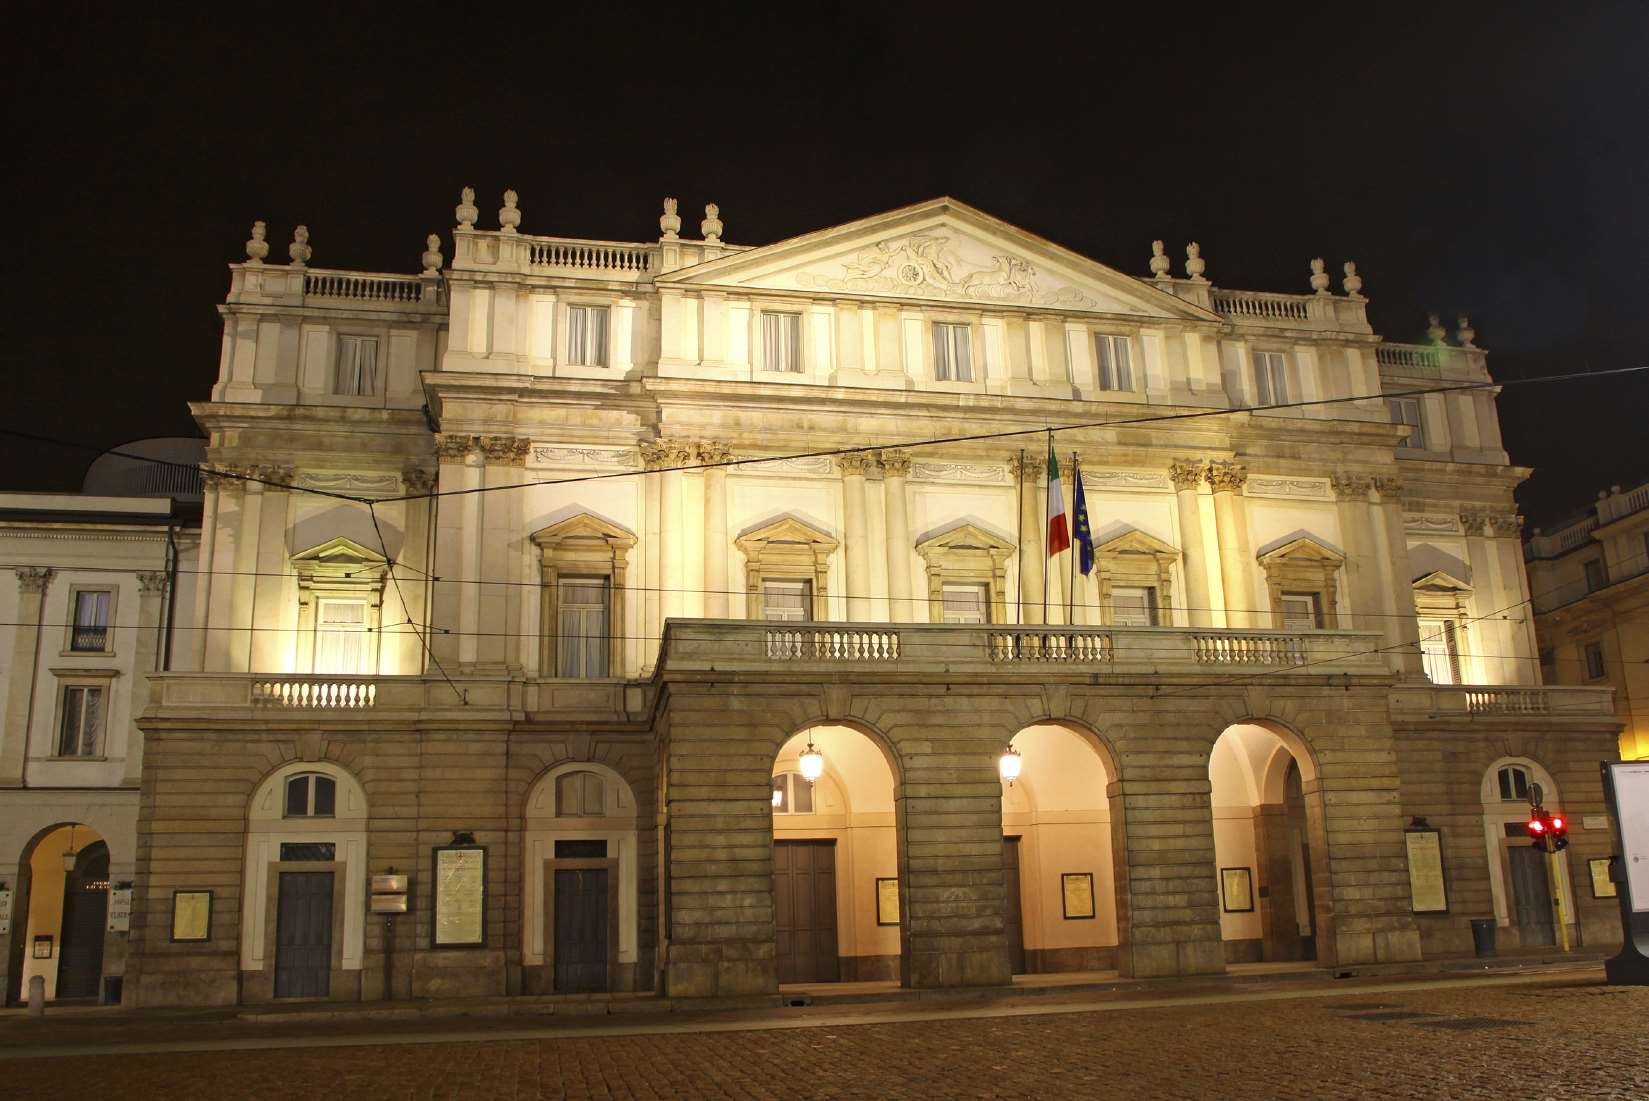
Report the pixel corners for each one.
[7,5,1646,528]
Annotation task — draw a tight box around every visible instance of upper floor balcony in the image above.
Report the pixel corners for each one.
[226,264,445,313]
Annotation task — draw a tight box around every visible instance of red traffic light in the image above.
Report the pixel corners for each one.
[1550,816,1565,831]
[1527,817,1546,834]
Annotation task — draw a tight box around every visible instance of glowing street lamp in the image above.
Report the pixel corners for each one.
[798,741,824,785]
[999,745,1023,786]
[61,825,79,873]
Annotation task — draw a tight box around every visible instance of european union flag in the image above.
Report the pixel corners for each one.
[1073,457,1095,576]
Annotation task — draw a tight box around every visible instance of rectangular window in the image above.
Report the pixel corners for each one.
[1094,334,1133,391]
[557,577,610,677]
[334,335,379,396]
[567,305,610,367]
[1388,397,1425,449]
[1584,641,1605,680]
[761,312,802,373]
[315,600,369,675]
[1419,618,1461,685]
[933,322,973,382]
[70,589,112,652]
[1110,585,1159,627]
[1251,351,1288,406]
[762,578,812,622]
[940,582,990,624]
[57,685,104,757]
[1583,558,1607,592]
[279,843,337,862]
[1280,592,1323,631]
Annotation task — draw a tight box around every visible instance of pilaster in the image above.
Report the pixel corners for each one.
[837,453,873,621]
[880,450,914,623]
[1169,460,1213,627]
[1370,476,1424,678]
[1010,454,1044,624]
[0,567,52,786]
[698,441,732,619]
[1206,461,1252,628]
[125,571,169,786]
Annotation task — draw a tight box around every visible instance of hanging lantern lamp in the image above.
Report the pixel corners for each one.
[61,825,79,873]
[999,745,1023,786]
[798,741,824,785]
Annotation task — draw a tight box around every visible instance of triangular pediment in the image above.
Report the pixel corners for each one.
[736,515,837,551]
[1413,569,1472,593]
[1094,527,1178,557]
[531,512,637,549]
[290,536,387,573]
[657,198,1218,321]
[916,521,1015,555]
[1257,534,1345,565]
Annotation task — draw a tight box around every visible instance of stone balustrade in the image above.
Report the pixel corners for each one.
[1209,288,1371,333]
[1374,341,1485,380]
[226,264,443,310]
[252,677,378,709]
[1388,683,1616,720]
[525,237,655,276]
[303,271,426,303]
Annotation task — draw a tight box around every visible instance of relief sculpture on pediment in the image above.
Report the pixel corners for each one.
[797,233,1097,308]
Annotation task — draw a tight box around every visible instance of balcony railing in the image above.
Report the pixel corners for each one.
[227,265,443,310]
[1389,683,1616,719]
[303,271,426,304]
[253,678,377,709]
[1211,290,1312,323]
[525,237,654,276]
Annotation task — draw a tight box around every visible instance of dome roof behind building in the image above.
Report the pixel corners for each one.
[81,437,206,501]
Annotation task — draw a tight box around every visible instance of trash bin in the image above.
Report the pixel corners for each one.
[1470,918,1496,959]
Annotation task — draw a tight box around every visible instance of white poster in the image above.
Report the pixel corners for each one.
[107,887,133,932]
[1611,762,1649,913]
[0,887,11,935]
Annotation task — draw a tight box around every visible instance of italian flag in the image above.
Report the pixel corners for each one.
[1047,439,1070,557]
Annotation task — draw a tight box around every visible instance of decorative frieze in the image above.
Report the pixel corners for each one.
[1405,512,1463,535]
[796,233,1098,309]
[299,472,399,496]
[910,460,1008,484]
[1243,475,1332,501]
[529,445,638,470]
[1082,469,1170,492]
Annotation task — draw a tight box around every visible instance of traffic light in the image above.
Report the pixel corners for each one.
[1526,813,1547,845]
[1525,808,1570,851]
[1550,814,1569,852]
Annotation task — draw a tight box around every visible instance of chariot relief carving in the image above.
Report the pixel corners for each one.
[797,233,1098,308]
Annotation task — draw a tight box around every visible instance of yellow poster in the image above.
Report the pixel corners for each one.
[1405,830,1448,913]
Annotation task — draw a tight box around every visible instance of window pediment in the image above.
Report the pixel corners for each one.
[1256,535,1346,568]
[1094,527,1178,560]
[531,512,637,555]
[738,516,836,619]
[1413,569,1471,594]
[291,536,388,581]
[914,521,1014,566]
[736,515,838,556]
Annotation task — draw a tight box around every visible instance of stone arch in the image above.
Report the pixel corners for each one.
[5,821,112,1005]
[522,760,642,993]
[1478,755,1575,946]
[241,758,369,999]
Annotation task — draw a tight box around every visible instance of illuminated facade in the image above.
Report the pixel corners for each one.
[60,193,1624,1008]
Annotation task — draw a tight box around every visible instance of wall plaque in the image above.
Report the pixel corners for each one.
[170,890,212,943]
[432,846,486,947]
[876,877,900,926]
[0,887,11,935]
[1589,857,1618,899]
[1062,872,1096,920]
[1404,828,1449,913]
[107,887,133,932]
[1220,867,1254,913]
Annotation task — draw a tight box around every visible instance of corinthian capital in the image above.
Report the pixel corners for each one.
[878,449,913,478]
[1371,475,1405,499]
[15,566,52,593]
[1330,472,1372,501]
[835,453,873,477]
[695,440,733,465]
[1486,510,1523,538]
[479,435,530,466]
[137,571,169,594]
[1008,453,1041,482]
[640,438,694,470]
[401,467,437,495]
[435,434,480,461]
[1205,461,1248,494]
[1168,459,1208,492]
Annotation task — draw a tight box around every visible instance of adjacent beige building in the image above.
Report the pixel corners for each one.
[7,195,1622,1008]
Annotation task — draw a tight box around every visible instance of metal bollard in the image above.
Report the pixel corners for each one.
[27,974,45,1017]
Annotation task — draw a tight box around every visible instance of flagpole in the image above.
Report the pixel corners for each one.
[1015,449,1024,626]
[1068,451,1078,627]
[1041,432,1050,626]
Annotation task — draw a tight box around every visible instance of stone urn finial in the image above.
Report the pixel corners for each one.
[288,225,312,267]
[660,197,681,241]
[1148,239,1171,280]
[244,220,269,265]
[1342,260,1363,297]
[421,233,444,275]
[455,186,478,229]
[701,202,723,243]
[1456,314,1477,348]
[1425,313,1446,344]
[498,189,521,233]
[1309,257,1330,294]
[1185,241,1206,281]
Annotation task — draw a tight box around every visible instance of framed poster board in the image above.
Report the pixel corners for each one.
[1608,761,1649,912]
[1061,873,1096,919]
[876,877,900,926]
[432,845,486,947]
[1220,867,1254,913]
[1404,828,1449,913]
[1589,857,1618,899]
[170,890,212,943]
[107,886,133,932]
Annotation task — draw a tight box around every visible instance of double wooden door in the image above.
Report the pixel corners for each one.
[275,872,334,998]
[774,840,838,984]
[56,842,110,1000]
[1507,847,1556,946]
[554,867,610,993]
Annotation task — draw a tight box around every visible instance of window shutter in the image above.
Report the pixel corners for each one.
[941,582,988,624]
[1252,351,1272,405]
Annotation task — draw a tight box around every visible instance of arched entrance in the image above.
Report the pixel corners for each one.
[1209,722,1327,964]
[771,724,902,986]
[1001,723,1121,974]
[5,823,110,1004]
[1480,757,1576,949]
[522,761,642,993]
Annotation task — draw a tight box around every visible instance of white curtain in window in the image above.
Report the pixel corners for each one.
[1111,586,1157,626]
[335,336,378,396]
[72,590,111,650]
[1388,398,1424,449]
[763,579,810,621]
[941,582,988,624]
[316,600,369,674]
[1419,618,1461,684]
[569,306,610,367]
[762,313,802,372]
[60,686,102,756]
[1252,351,1287,405]
[1280,594,1319,631]
[934,323,972,382]
[1095,335,1132,391]
[558,578,610,676]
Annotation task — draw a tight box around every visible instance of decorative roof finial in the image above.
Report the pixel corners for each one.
[422,234,444,275]
[244,220,269,265]
[1342,260,1363,298]
[498,189,521,233]
[701,202,723,243]
[1148,240,1171,280]
[1309,257,1330,294]
[288,225,312,268]
[455,186,478,229]
[1456,314,1477,348]
[1184,241,1206,282]
[1425,313,1446,344]
[660,197,681,241]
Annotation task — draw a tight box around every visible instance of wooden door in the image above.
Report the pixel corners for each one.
[774,840,838,984]
[275,872,334,998]
[554,868,610,993]
[55,842,110,1000]
[1003,837,1026,975]
[1507,847,1555,946]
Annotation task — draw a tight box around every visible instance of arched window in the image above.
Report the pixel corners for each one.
[284,773,337,818]
[1496,765,1532,803]
[556,771,606,817]
[771,772,814,815]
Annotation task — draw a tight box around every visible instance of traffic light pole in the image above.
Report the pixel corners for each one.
[1545,834,1570,952]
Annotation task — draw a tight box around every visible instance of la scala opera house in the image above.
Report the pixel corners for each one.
[2,191,1627,1009]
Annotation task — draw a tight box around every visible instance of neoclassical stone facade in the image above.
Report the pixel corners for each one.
[107,195,1625,1007]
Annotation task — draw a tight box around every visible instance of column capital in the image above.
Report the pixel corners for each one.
[479,435,530,466]
[878,449,913,478]
[834,453,873,477]
[1205,461,1248,494]
[1330,472,1373,500]
[435,434,481,462]
[1168,459,1208,492]
[14,566,52,594]
[254,464,295,485]
[1009,453,1042,482]
[137,571,169,594]
[1485,509,1523,538]
[1370,475,1405,499]
[694,440,733,466]
[402,466,437,495]
[641,438,695,470]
